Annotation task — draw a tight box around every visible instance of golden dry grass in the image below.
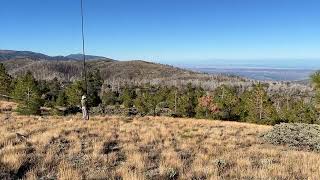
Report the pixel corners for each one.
[0,113,320,179]
[0,101,17,112]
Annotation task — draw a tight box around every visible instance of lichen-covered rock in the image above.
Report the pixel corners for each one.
[261,123,320,151]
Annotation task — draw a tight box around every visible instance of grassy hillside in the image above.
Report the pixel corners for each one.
[0,113,319,179]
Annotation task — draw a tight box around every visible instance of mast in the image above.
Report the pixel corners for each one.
[80,0,87,95]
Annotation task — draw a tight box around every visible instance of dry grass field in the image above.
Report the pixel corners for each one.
[1,113,320,180]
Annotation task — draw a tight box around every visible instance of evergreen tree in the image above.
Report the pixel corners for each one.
[134,90,150,115]
[293,101,317,124]
[310,71,320,122]
[279,100,317,124]
[65,81,84,106]
[134,86,163,116]
[239,84,277,124]
[166,86,179,114]
[213,85,240,120]
[0,63,12,96]
[157,86,171,103]
[311,71,320,89]
[102,89,119,106]
[86,69,103,107]
[12,71,42,115]
[37,80,50,96]
[311,71,320,108]
[38,78,61,107]
[145,88,162,116]
[180,84,204,117]
[48,78,61,100]
[65,69,103,108]
[121,87,136,108]
[56,90,68,107]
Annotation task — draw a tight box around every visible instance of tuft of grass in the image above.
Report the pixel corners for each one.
[58,160,81,180]
[0,144,26,171]
[25,169,37,180]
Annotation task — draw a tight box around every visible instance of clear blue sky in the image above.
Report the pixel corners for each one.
[1,0,320,63]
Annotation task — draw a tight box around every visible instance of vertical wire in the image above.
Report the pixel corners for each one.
[81,0,87,95]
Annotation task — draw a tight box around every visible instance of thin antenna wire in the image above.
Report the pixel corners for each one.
[81,0,88,95]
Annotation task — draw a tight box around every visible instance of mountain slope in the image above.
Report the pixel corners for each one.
[1,59,247,92]
[0,50,250,91]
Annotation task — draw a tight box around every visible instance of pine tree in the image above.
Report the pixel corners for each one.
[280,100,317,124]
[65,69,102,108]
[56,90,68,107]
[65,81,84,106]
[239,84,277,124]
[102,89,119,106]
[48,78,61,100]
[311,71,320,89]
[180,83,204,117]
[213,85,240,120]
[145,88,161,116]
[38,78,61,107]
[121,87,136,108]
[12,71,42,115]
[166,86,179,114]
[0,63,12,96]
[311,71,320,109]
[86,69,103,107]
[310,71,320,122]
[134,90,150,115]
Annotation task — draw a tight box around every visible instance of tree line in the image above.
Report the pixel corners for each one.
[1,63,320,125]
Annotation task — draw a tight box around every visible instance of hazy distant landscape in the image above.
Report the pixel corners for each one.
[173,59,320,81]
[191,67,315,81]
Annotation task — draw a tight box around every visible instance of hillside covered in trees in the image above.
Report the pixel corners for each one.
[1,56,320,125]
[0,50,251,90]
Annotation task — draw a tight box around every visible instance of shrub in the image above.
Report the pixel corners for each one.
[261,123,320,151]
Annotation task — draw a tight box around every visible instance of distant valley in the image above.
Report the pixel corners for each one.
[190,67,315,81]
[173,59,320,81]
